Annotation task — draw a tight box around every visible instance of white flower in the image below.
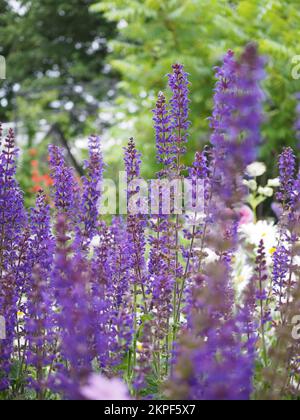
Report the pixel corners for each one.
[90,235,101,248]
[246,162,267,177]
[258,186,274,197]
[294,255,300,267]
[243,179,257,191]
[232,247,253,294]
[267,178,280,188]
[81,374,131,401]
[203,248,219,264]
[239,220,278,263]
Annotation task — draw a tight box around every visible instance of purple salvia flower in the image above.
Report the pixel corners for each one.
[58,257,95,399]
[238,277,258,346]
[29,191,54,275]
[124,137,142,180]
[133,321,153,392]
[48,144,80,221]
[168,64,190,167]
[255,240,270,321]
[254,241,270,363]
[208,51,240,251]
[24,192,55,396]
[231,44,265,165]
[208,45,265,253]
[170,263,254,400]
[50,216,97,399]
[153,92,173,169]
[12,194,54,385]
[124,138,147,286]
[0,128,27,390]
[124,138,151,388]
[272,245,291,310]
[149,66,192,380]
[148,218,176,381]
[274,148,299,327]
[189,150,210,180]
[25,266,56,398]
[105,218,133,362]
[91,225,117,369]
[294,93,300,147]
[0,274,17,391]
[76,135,104,249]
[209,50,237,152]
[277,147,296,207]
[169,49,267,393]
[0,128,27,276]
[109,217,132,307]
[188,149,211,210]
[211,45,265,185]
[15,193,53,320]
[148,215,176,376]
[180,149,211,309]
[150,270,174,336]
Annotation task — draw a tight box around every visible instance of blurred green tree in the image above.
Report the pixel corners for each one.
[92,0,300,177]
[0,0,117,172]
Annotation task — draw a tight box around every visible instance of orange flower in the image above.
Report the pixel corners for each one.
[29,148,38,157]
[31,160,39,168]
[42,174,54,187]
[32,175,42,184]
[32,185,42,193]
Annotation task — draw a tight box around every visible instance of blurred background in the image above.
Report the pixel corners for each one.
[0,0,300,204]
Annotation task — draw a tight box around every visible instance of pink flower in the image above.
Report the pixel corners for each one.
[81,374,131,401]
[238,205,254,225]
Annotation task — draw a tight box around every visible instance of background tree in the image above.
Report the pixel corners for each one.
[0,0,117,197]
[92,0,300,177]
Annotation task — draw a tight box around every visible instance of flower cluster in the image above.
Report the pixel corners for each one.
[0,46,300,401]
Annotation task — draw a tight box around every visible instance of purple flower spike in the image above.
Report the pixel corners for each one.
[48,144,80,221]
[277,147,296,206]
[168,63,191,164]
[76,135,104,249]
[153,92,173,167]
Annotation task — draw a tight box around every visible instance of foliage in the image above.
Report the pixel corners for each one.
[0,0,118,200]
[0,1,116,160]
[92,0,300,177]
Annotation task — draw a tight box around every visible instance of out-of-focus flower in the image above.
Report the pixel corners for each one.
[232,248,253,293]
[28,148,38,157]
[238,205,254,225]
[81,374,131,401]
[267,178,280,188]
[246,162,266,178]
[31,160,39,168]
[137,342,143,352]
[203,248,219,264]
[271,202,283,219]
[239,220,278,262]
[243,179,257,191]
[42,174,54,187]
[258,186,274,197]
